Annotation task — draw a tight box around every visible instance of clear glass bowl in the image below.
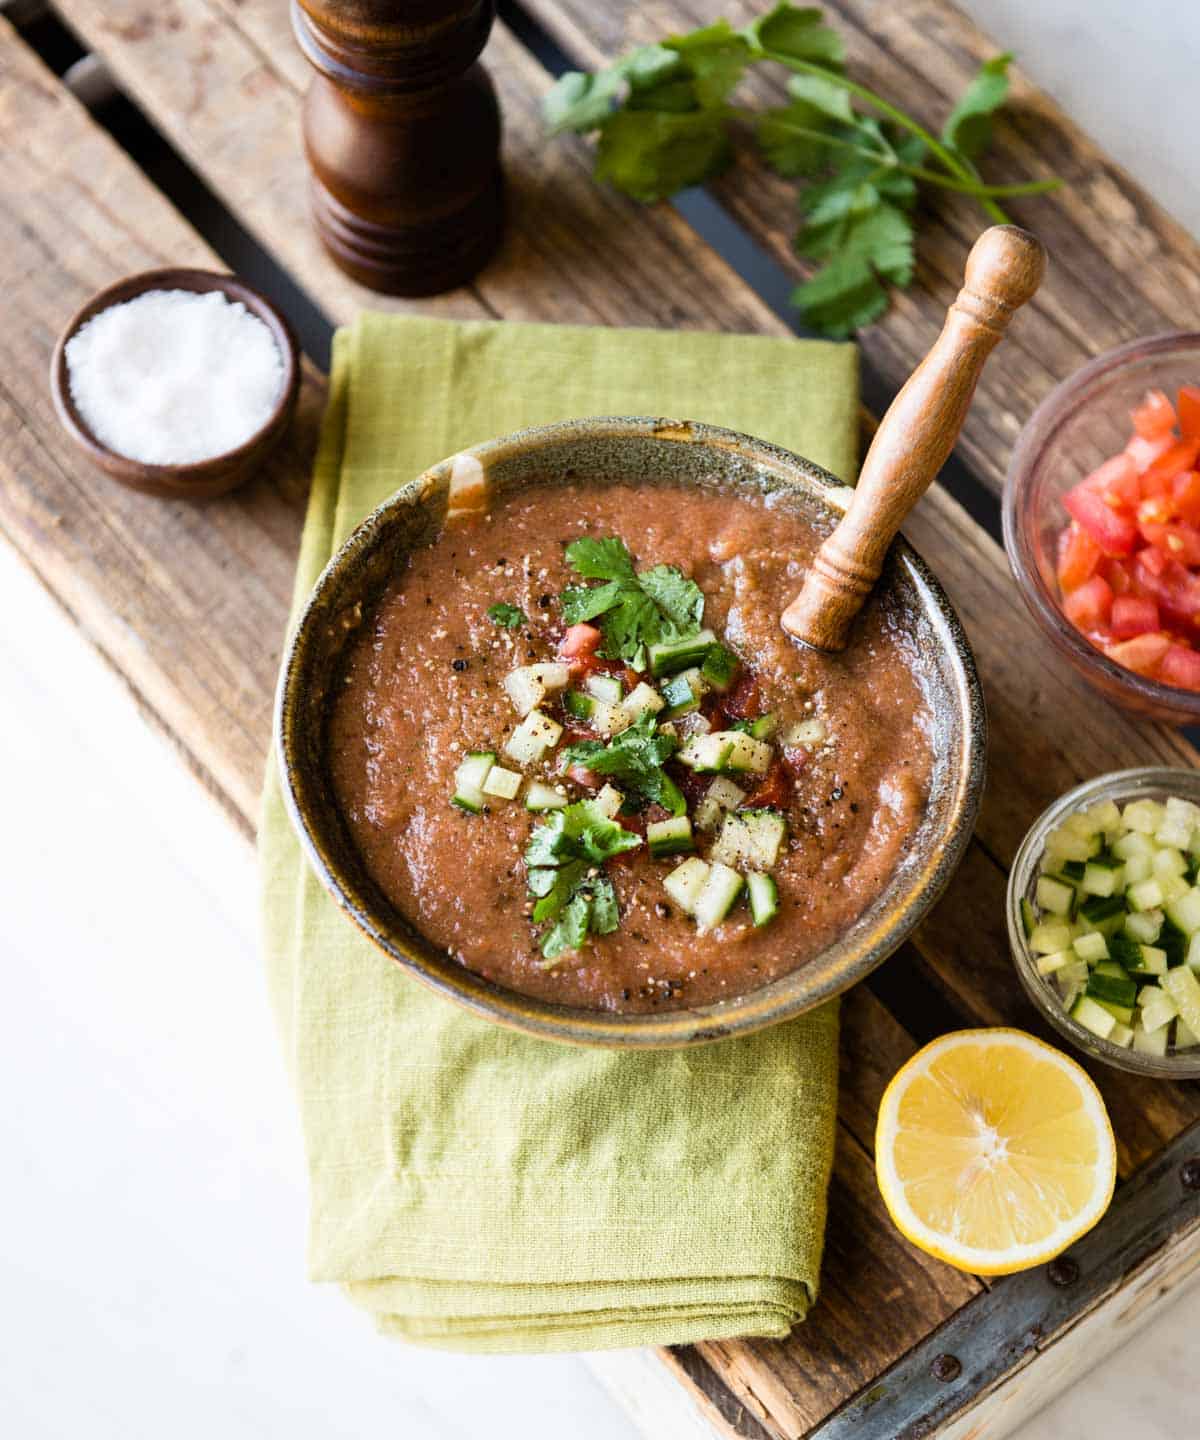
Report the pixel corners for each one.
[1007,767,1200,1079]
[1003,332,1200,725]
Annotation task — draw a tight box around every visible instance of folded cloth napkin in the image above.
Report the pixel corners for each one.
[260,314,857,1352]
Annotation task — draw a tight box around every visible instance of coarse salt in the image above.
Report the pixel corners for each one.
[65,287,285,465]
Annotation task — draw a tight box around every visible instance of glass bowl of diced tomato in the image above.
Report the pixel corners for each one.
[1003,332,1200,723]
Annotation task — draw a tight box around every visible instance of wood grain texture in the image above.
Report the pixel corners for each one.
[520,0,1200,499]
[5,6,1200,1438]
[783,226,1045,649]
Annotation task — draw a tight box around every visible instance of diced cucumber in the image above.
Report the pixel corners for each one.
[585,673,623,705]
[1152,846,1188,879]
[1123,799,1166,835]
[711,810,787,870]
[592,784,623,820]
[1021,898,1037,939]
[1166,887,1200,935]
[1036,876,1075,916]
[746,871,779,927]
[699,643,740,692]
[503,663,569,716]
[694,862,745,932]
[1111,933,1168,976]
[1044,829,1100,864]
[1079,892,1125,925]
[1071,995,1117,1040]
[525,780,568,812]
[675,711,712,740]
[782,716,827,749]
[694,776,746,832]
[678,733,732,772]
[504,708,563,764]
[1056,959,1089,989]
[648,629,717,677]
[1124,908,1163,945]
[647,816,694,858]
[1140,987,1180,1034]
[1122,852,1154,886]
[1095,999,1135,1025]
[622,681,664,721]
[586,699,629,738]
[481,764,521,800]
[1037,949,1079,977]
[451,751,495,813]
[1029,920,1075,956]
[744,713,778,741]
[1159,873,1191,904]
[663,857,710,916]
[1108,1022,1135,1048]
[1156,817,1194,850]
[1187,931,1200,970]
[660,670,703,719]
[1112,830,1155,862]
[1088,799,1122,835]
[1086,970,1137,1009]
[1081,862,1121,898]
[723,731,773,774]
[1126,878,1165,912]
[1161,966,1200,1037]
[1157,917,1189,967]
[563,690,595,721]
[1175,1016,1200,1049]
[1133,1024,1170,1058]
[1072,931,1108,963]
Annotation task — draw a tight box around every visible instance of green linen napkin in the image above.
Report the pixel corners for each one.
[260,314,857,1353]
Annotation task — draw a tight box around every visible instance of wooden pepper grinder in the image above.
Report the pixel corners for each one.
[292,0,504,296]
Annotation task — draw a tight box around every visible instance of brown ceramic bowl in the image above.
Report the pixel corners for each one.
[50,267,300,499]
[276,417,986,1047]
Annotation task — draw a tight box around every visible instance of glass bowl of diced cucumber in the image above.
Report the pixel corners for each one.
[1007,768,1200,1077]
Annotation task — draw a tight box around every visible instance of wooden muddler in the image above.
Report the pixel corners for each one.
[781,224,1046,652]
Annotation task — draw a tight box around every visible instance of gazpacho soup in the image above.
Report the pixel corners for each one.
[328,476,935,1013]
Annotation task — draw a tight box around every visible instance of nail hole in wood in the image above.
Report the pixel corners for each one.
[930,1353,961,1383]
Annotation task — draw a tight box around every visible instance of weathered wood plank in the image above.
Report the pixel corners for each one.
[520,0,1200,499]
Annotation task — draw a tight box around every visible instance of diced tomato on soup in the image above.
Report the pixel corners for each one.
[1053,386,1200,692]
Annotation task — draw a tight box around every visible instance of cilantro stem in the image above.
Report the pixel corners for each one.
[755,46,1012,223]
[762,118,1061,199]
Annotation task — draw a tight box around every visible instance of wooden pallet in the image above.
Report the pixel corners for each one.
[2,2,1198,1436]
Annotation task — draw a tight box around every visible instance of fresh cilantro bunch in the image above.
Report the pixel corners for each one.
[562,535,704,668]
[525,798,641,960]
[562,711,686,815]
[544,4,1060,337]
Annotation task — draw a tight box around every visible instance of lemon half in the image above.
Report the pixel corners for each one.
[876,1028,1117,1275]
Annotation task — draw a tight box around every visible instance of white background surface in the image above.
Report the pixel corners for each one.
[4,4,1200,1438]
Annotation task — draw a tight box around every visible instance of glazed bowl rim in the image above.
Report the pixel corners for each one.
[275,414,986,1047]
[1001,329,1200,720]
[49,265,301,484]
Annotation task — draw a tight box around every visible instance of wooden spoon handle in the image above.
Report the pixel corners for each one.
[781,224,1046,651]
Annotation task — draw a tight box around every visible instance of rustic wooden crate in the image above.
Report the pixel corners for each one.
[2,3,1197,1437]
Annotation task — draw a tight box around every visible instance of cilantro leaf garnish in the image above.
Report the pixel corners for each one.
[542,5,1059,336]
[562,711,686,815]
[487,601,526,628]
[561,535,704,666]
[525,800,642,963]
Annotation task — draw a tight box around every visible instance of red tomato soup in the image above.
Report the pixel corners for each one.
[1054,385,1200,691]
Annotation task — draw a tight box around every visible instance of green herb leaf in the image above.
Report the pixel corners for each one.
[486,601,527,628]
[524,798,643,871]
[540,891,592,963]
[595,110,733,204]
[663,20,751,107]
[562,712,684,813]
[942,53,1013,163]
[543,70,627,134]
[531,859,587,923]
[637,565,704,632]
[743,4,845,69]
[563,536,637,581]
[589,875,620,935]
[561,580,624,624]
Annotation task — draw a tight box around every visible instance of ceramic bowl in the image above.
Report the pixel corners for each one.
[275,417,986,1047]
[50,267,300,499]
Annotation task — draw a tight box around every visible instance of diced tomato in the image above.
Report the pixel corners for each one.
[1062,484,1139,556]
[745,761,790,809]
[566,762,599,789]
[1141,438,1200,491]
[1082,453,1139,507]
[1110,595,1160,638]
[1056,522,1102,591]
[781,746,811,775]
[1131,389,1177,438]
[1101,557,1134,595]
[1136,544,1169,578]
[1126,431,1177,475]
[1062,574,1113,631]
[1160,644,1200,691]
[1105,632,1171,677]
[1139,521,1200,567]
[1137,495,1175,526]
[559,623,602,660]
[1179,387,1200,442]
[1172,471,1200,525]
[720,672,763,720]
[1132,552,1200,629]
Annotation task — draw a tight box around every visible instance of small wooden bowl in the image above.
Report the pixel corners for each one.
[50,267,300,499]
